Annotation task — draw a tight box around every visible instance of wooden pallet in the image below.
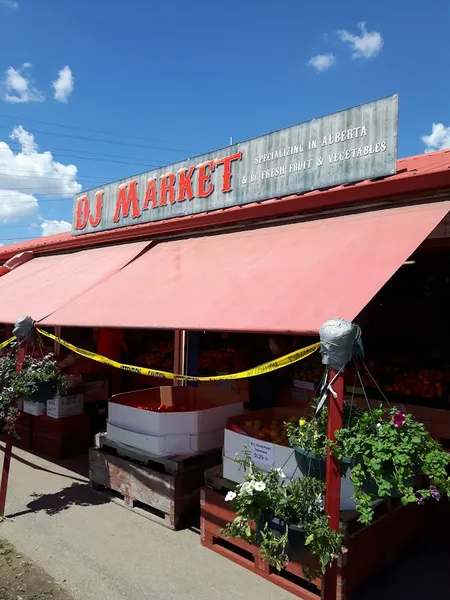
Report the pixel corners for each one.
[201,472,429,599]
[95,432,221,475]
[90,440,221,530]
[204,464,235,493]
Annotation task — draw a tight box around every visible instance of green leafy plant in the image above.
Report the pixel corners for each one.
[12,354,67,400]
[0,353,67,437]
[0,354,20,436]
[286,401,363,457]
[285,409,328,457]
[331,405,450,524]
[222,450,344,579]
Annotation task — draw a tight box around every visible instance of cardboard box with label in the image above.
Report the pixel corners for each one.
[23,399,46,416]
[46,394,84,419]
[223,408,359,510]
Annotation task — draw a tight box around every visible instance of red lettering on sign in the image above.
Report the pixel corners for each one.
[113,180,140,222]
[75,195,90,230]
[197,161,215,198]
[215,151,242,192]
[88,190,104,227]
[177,166,196,202]
[143,178,158,210]
[159,173,176,206]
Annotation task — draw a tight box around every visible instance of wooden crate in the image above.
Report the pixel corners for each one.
[32,413,90,460]
[201,467,429,599]
[89,437,221,530]
[1,413,33,450]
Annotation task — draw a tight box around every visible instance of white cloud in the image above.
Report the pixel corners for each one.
[308,54,336,72]
[0,0,19,8]
[0,125,81,223]
[0,190,38,222]
[337,22,383,59]
[53,66,74,103]
[40,219,71,236]
[421,123,450,153]
[2,63,45,104]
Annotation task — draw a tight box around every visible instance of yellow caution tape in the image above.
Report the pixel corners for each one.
[36,328,320,382]
[0,336,16,350]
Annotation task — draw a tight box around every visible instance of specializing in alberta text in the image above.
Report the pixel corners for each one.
[248,140,388,183]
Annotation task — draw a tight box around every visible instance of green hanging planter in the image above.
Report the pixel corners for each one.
[27,381,57,404]
[294,447,354,480]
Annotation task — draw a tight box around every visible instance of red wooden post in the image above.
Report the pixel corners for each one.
[173,330,186,387]
[322,368,345,600]
[0,346,25,518]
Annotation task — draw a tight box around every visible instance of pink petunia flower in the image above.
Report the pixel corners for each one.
[393,412,406,427]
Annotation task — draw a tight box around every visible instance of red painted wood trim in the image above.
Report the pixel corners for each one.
[0,168,449,261]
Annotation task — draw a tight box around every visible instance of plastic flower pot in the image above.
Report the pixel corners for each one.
[27,381,57,404]
[294,447,354,480]
[257,514,305,561]
[361,467,414,498]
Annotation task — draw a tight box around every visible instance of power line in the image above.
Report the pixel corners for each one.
[1,146,157,168]
[0,236,38,241]
[0,166,115,181]
[0,113,201,150]
[0,123,200,154]
[3,141,168,166]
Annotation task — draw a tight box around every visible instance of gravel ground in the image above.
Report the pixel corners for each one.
[0,537,74,600]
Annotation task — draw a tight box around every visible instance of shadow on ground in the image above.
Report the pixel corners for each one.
[353,540,450,599]
[6,482,109,519]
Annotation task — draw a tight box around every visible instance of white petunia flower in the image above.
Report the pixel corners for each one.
[225,491,237,502]
[241,481,255,495]
[276,468,286,478]
[254,481,266,492]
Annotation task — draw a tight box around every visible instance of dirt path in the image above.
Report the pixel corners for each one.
[0,537,73,600]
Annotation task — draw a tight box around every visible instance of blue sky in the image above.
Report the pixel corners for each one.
[0,0,449,246]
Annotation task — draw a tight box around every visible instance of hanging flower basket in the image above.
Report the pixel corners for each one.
[26,381,57,403]
[294,447,354,480]
[360,466,414,499]
[257,512,306,561]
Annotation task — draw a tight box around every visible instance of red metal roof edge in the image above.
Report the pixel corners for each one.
[1,149,449,260]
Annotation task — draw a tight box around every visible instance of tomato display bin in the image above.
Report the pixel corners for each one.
[108,384,245,437]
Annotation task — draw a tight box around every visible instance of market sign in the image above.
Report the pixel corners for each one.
[72,95,398,235]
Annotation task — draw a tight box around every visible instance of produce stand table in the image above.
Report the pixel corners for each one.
[201,466,428,600]
[89,433,221,530]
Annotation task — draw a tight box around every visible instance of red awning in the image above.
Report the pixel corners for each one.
[40,202,450,334]
[0,241,149,324]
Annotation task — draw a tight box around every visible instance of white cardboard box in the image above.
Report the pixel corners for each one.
[46,394,84,419]
[108,395,243,437]
[222,428,358,511]
[23,400,46,416]
[106,422,224,457]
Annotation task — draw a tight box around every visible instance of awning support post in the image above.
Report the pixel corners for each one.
[173,330,186,387]
[319,319,359,600]
[0,346,25,518]
[185,332,200,387]
[322,368,344,600]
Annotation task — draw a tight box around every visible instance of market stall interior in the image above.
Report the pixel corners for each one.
[1,95,450,600]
